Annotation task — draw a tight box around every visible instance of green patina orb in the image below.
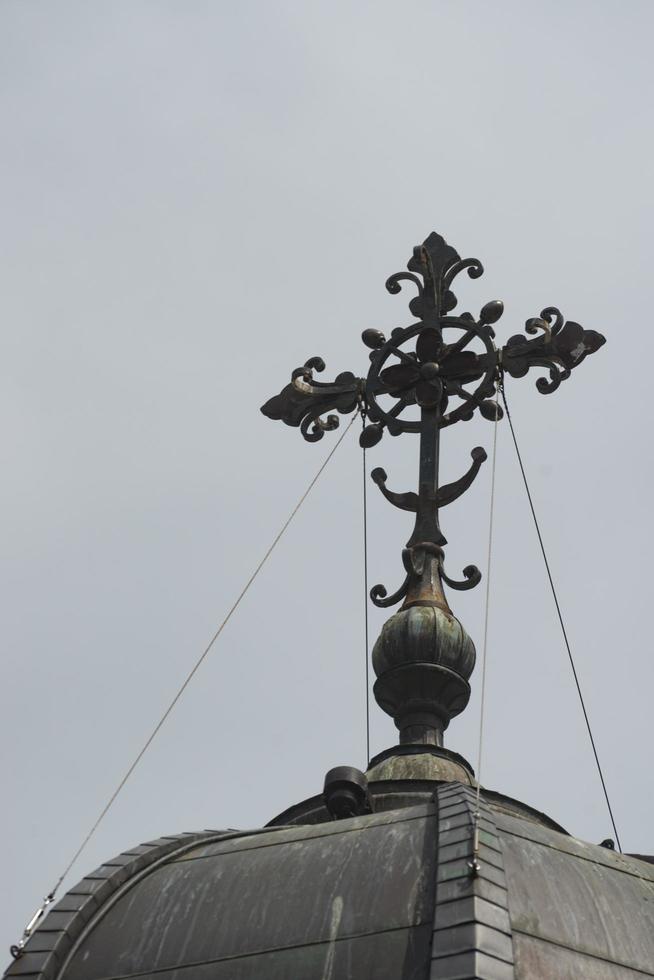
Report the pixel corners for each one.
[372,604,476,681]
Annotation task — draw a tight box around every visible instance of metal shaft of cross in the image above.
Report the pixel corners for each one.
[413,405,443,547]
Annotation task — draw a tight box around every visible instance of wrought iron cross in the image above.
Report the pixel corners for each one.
[262,232,605,746]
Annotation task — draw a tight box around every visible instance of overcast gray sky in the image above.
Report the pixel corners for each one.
[2,0,653,953]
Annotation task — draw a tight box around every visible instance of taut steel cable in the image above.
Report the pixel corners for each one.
[362,417,371,767]
[471,376,501,871]
[499,379,622,853]
[12,411,359,958]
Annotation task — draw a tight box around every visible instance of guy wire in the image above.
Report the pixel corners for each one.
[362,415,371,766]
[499,379,622,853]
[39,410,361,909]
[472,374,501,871]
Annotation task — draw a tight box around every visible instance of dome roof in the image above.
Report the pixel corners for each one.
[5,776,653,980]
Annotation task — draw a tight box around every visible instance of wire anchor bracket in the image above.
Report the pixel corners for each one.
[10,893,56,959]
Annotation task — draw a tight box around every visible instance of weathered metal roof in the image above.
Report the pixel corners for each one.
[5,782,653,979]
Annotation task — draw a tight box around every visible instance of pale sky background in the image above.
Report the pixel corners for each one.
[2,0,653,953]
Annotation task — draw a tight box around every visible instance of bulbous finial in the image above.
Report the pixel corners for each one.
[372,604,476,747]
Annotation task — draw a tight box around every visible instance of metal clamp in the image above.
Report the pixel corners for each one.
[10,893,55,959]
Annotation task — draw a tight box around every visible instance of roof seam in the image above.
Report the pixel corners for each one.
[430,783,516,979]
[499,827,654,885]
[173,808,438,863]
[65,923,435,980]
[511,927,654,977]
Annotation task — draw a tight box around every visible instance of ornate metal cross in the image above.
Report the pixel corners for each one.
[262,232,605,748]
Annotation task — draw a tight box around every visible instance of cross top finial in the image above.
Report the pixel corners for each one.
[262,231,605,750]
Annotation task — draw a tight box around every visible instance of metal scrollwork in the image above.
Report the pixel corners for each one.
[360,234,503,448]
[261,230,605,619]
[503,306,605,394]
[440,562,482,592]
[370,575,410,609]
[261,358,362,442]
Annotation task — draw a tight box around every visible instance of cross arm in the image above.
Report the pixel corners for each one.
[425,306,605,398]
[260,357,364,442]
[500,306,606,393]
